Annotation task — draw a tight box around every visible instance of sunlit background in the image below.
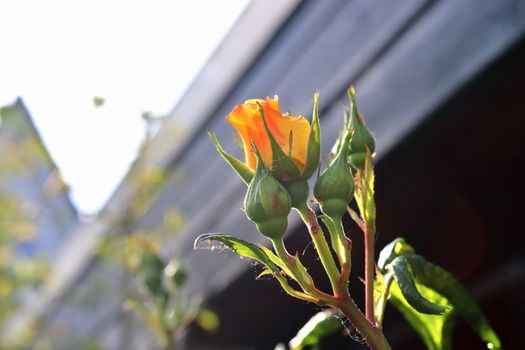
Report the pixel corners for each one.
[0,0,249,214]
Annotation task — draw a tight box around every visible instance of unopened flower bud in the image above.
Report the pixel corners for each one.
[348,87,375,169]
[245,148,292,239]
[314,130,354,218]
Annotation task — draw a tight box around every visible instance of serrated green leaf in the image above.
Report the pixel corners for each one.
[194,234,280,276]
[196,234,320,304]
[289,310,343,350]
[390,256,448,315]
[208,131,254,185]
[404,253,502,350]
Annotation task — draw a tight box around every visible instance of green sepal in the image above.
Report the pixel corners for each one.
[256,268,274,279]
[319,215,345,262]
[194,234,281,276]
[292,252,316,291]
[354,149,376,233]
[346,206,364,229]
[208,131,254,185]
[390,256,448,315]
[259,245,294,278]
[329,107,350,159]
[289,310,343,350]
[257,103,301,184]
[347,87,375,169]
[301,91,321,180]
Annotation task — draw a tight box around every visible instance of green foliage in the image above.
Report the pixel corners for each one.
[387,278,455,350]
[139,248,169,304]
[288,310,343,350]
[116,233,219,350]
[194,234,281,277]
[164,260,187,289]
[259,245,294,279]
[377,238,414,271]
[378,238,502,350]
[193,234,317,302]
[204,90,503,350]
[390,256,448,315]
[404,253,502,349]
[0,103,51,348]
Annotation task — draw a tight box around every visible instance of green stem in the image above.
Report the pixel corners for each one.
[335,295,391,350]
[296,204,341,296]
[364,224,376,324]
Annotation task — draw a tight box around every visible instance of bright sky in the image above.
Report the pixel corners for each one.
[0,0,250,215]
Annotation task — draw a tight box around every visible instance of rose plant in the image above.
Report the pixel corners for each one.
[196,88,502,350]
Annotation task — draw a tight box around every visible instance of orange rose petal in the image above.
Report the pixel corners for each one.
[226,97,311,172]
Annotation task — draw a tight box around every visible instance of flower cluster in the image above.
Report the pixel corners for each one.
[210,90,373,239]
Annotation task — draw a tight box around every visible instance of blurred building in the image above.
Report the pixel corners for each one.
[0,99,79,346]
[0,98,78,261]
[5,0,525,349]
